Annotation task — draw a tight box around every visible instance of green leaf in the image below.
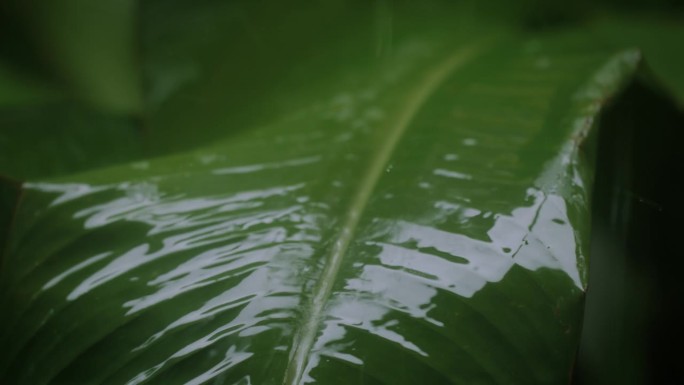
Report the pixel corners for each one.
[1,0,141,114]
[1,2,683,384]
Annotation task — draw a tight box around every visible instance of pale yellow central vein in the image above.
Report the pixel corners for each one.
[283,46,480,385]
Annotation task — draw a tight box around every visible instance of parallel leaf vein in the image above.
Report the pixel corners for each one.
[283,45,481,385]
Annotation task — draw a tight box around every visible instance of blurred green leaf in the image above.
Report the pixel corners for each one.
[3,0,141,114]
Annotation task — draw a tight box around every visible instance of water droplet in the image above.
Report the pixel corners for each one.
[462,208,481,218]
[126,182,159,203]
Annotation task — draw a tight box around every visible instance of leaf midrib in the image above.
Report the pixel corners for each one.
[282,44,482,385]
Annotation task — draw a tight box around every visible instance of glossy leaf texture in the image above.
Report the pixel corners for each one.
[1,2,684,385]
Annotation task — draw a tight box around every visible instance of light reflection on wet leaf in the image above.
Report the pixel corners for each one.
[0,4,679,384]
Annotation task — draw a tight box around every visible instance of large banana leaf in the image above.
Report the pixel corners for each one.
[1,1,683,384]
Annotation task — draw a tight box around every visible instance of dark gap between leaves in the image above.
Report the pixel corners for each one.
[573,78,684,384]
